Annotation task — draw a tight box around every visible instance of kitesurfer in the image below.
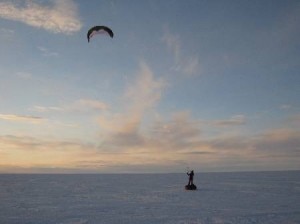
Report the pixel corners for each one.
[187,170,194,185]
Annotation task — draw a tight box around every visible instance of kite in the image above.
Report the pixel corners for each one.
[87,26,114,42]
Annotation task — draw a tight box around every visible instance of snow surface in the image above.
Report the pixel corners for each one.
[0,171,300,224]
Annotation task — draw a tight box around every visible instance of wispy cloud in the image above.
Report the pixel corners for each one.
[181,56,201,75]
[254,129,300,154]
[0,27,14,35]
[0,27,15,42]
[37,46,59,57]
[16,71,33,80]
[0,114,45,124]
[74,99,108,111]
[149,111,202,151]
[280,104,292,110]
[287,114,300,124]
[162,30,180,63]
[0,0,82,34]
[212,115,247,127]
[162,29,201,76]
[31,99,108,113]
[98,61,165,140]
[0,135,88,151]
[32,106,63,113]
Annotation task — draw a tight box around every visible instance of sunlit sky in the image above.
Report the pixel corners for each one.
[0,0,299,173]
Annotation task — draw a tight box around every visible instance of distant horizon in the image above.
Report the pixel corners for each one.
[1,169,299,175]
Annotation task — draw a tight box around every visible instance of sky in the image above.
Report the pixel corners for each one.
[0,0,299,173]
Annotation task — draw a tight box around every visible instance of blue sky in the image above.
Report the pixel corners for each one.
[0,0,299,173]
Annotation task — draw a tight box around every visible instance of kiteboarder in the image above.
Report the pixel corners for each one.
[187,170,194,185]
[185,170,197,190]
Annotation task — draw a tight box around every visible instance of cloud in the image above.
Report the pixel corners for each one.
[162,29,201,76]
[125,62,165,113]
[280,104,292,110]
[286,114,300,125]
[0,0,82,34]
[0,114,45,124]
[212,115,247,127]
[149,111,202,151]
[32,106,64,113]
[181,56,201,75]
[148,119,300,171]
[208,129,300,161]
[0,134,180,173]
[31,99,108,113]
[99,108,210,166]
[1,64,299,173]
[37,46,59,57]
[93,63,298,171]
[209,136,250,152]
[98,62,165,149]
[1,126,300,173]
[79,99,107,111]
[254,129,300,154]
[0,27,15,42]
[275,2,300,46]
[16,71,33,80]
[162,30,180,63]
[0,135,89,152]
[73,99,108,111]
[0,135,101,173]
[0,27,14,35]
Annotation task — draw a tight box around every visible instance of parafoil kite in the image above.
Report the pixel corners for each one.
[87,26,114,42]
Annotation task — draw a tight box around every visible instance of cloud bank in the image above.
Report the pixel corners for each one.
[1,63,299,173]
[1,127,299,173]
[0,0,82,34]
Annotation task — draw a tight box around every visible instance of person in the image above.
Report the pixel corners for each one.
[187,170,194,185]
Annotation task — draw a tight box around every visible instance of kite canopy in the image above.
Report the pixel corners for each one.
[87,26,114,42]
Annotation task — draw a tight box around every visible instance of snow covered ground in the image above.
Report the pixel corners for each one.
[0,171,299,224]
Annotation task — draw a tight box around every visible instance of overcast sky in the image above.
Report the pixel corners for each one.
[0,0,299,173]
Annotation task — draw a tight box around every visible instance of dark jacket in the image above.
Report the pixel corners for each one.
[187,171,194,180]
